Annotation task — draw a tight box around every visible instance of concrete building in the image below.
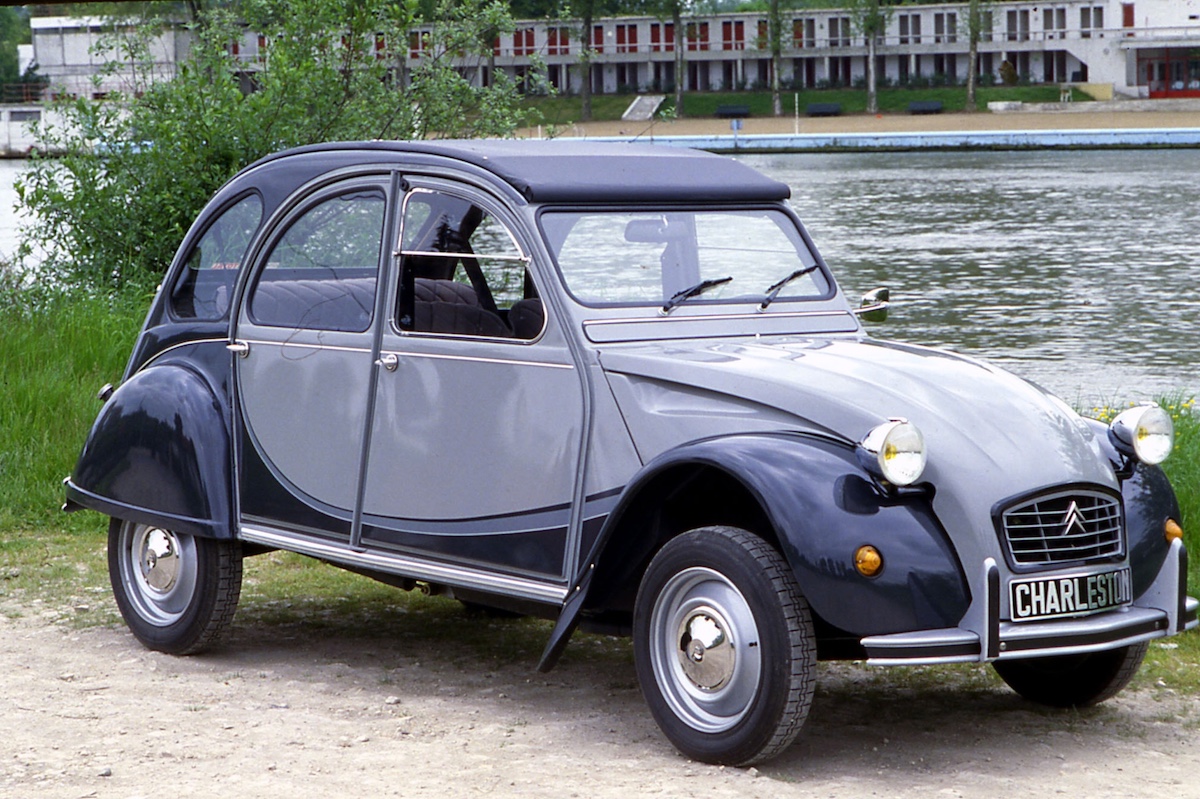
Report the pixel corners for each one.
[23,1,1200,103]
[28,16,185,100]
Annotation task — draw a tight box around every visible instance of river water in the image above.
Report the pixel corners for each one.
[745,149,1200,407]
[3,150,1197,404]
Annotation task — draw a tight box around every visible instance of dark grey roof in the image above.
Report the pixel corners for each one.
[259,139,791,204]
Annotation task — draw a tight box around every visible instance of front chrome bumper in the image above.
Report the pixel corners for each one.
[862,538,1197,666]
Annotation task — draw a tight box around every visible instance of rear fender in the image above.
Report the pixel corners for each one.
[65,362,232,539]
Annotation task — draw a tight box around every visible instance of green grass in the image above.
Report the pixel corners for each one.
[522,85,1088,126]
[1,290,1199,694]
[0,288,145,533]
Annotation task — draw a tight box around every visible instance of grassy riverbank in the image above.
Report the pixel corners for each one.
[1,291,1198,693]
[522,85,1088,128]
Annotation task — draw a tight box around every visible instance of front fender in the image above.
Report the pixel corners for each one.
[539,432,969,670]
[65,362,232,539]
[1084,418,1180,599]
[652,434,969,633]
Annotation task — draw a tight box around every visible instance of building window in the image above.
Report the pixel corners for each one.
[828,16,851,47]
[935,12,957,44]
[1043,8,1066,40]
[1007,9,1030,42]
[547,27,569,56]
[686,22,710,51]
[513,27,535,57]
[721,20,745,51]
[1081,6,1105,38]
[793,18,816,49]
[651,22,675,52]
[898,14,921,45]
[615,23,638,54]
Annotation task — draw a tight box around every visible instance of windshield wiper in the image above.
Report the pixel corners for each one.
[660,276,733,315]
[759,265,819,310]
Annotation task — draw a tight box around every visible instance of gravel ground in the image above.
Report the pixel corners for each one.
[3,595,1199,799]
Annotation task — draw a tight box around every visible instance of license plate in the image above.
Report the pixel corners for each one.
[1009,567,1132,622]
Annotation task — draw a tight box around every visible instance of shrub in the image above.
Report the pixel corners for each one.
[16,0,525,293]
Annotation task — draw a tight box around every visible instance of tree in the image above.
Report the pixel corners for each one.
[767,0,783,116]
[965,0,993,112]
[846,0,892,114]
[17,0,527,290]
[0,7,27,87]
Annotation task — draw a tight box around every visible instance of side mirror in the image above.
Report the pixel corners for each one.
[854,287,890,322]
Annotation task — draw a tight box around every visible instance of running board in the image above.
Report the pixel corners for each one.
[240,525,569,606]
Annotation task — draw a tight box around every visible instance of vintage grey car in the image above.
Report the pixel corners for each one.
[66,140,1196,766]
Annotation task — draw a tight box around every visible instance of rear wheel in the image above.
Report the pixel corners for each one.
[633,526,816,766]
[993,642,1148,708]
[108,518,242,655]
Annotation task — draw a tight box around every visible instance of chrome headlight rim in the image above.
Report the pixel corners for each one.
[857,418,927,487]
[1109,404,1174,465]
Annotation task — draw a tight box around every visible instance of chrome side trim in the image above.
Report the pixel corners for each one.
[387,350,574,370]
[240,525,569,605]
[242,339,372,355]
[138,336,230,371]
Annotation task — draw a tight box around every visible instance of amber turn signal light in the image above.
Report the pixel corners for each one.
[1166,518,1184,544]
[854,545,883,577]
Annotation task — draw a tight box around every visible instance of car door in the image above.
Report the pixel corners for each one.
[358,184,584,585]
[234,176,392,541]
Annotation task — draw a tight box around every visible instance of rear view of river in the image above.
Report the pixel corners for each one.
[3,149,1198,404]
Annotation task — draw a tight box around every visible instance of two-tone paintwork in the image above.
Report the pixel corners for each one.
[66,140,1196,670]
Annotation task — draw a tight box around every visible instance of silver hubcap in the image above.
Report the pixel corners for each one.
[140,528,180,591]
[678,608,735,690]
[118,523,199,627]
[649,567,762,733]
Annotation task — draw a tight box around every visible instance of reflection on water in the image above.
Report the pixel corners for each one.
[4,151,1199,403]
[744,150,1200,405]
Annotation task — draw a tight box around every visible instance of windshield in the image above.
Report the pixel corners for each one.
[541,209,831,308]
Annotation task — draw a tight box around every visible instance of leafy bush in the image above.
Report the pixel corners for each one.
[16,0,526,292]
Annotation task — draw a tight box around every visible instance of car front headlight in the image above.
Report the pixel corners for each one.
[1109,404,1174,465]
[858,419,927,487]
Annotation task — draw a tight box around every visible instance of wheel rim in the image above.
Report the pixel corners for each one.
[116,523,199,627]
[648,567,762,733]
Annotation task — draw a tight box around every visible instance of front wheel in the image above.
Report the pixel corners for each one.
[108,518,243,655]
[993,642,1148,708]
[633,526,816,766]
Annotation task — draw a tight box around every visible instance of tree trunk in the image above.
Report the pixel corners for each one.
[966,0,981,112]
[673,5,684,118]
[770,0,782,116]
[580,7,593,122]
[866,31,877,113]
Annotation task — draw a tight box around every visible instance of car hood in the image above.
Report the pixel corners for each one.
[600,335,1119,557]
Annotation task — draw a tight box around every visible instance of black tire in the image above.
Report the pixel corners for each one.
[633,526,816,766]
[108,518,243,655]
[993,642,1148,708]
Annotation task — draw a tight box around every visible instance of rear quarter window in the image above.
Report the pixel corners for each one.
[170,193,264,320]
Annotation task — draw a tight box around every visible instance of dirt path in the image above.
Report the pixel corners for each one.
[3,596,1200,799]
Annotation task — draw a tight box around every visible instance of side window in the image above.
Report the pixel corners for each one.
[248,188,385,332]
[396,189,542,341]
[170,193,262,320]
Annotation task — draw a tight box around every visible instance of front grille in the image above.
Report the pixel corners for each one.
[999,490,1124,567]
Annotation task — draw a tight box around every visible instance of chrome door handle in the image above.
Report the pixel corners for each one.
[227,341,250,357]
[375,352,399,372]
